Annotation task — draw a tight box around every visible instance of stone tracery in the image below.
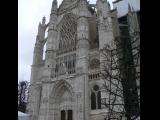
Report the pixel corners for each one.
[57,13,77,55]
[53,13,77,77]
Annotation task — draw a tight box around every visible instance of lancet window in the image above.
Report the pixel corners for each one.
[91,85,101,110]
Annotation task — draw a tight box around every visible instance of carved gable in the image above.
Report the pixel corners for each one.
[58,0,78,13]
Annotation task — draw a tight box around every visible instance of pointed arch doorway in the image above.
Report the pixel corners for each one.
[49,80,75,120]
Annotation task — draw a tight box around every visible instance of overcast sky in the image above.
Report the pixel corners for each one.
[113,0,140,17]
[18,0,141,83]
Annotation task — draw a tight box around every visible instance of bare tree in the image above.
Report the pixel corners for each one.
[101,16,140,120]
[18,81,30,113]
[101,43,125,120]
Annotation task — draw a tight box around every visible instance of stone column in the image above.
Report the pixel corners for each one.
[31,17,47,84]
[38,82,52,120]
[28,83,42,120]
[96,1,116,115]
[76,1,90,120]
[28,17,47,120]
[44,0,58,79]
[96,0,115,72]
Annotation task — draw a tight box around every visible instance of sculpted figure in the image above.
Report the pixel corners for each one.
[37,17,47,41]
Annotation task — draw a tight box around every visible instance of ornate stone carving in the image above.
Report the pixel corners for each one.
[58,13,77,55]
[37,17,47,40]
[89,58,100,69]
[58,0,77,14]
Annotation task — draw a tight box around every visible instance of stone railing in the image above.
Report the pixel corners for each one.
[88,70,100,80]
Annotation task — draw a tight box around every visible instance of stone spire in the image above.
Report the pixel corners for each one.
[51,0,58,13]
[132,6,134,11]
[96,0,111,19]
[32,16,47,66]
[128,3,132,13]
[77,1,90,120]
[37,16,47,39]
[127,3,139,34]
[107,1,111,10]
[31,16,47,85]
[47,0,58,50]
[42,16,46,25]
[78,0,88,17]
[96,0,115,49]
[43,0,58,79]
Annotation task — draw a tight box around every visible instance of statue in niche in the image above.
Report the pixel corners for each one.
[37,16,47,42]
[98,9,104,24]
[107,17,112,29]
[63,62,68,75]
[59,63,68,75]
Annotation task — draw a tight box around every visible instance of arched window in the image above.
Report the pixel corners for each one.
[68,110,72,120]
[91,85,101,110]
[61,110,65,120]
[61,110,72,120]
[97,91,101,109]
[91,92,96,110]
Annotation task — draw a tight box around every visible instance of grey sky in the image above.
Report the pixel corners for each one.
[113,0,140,17]
[18,0,119,82]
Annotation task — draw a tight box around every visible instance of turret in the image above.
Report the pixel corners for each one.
[96,0,114,49]
[51,0,57,13]
[128,3,132,13]
[76,1,90,120]
[30,17,47,84]
[111,8,120,38]
[29,17,47,120]
[76,0,89,72]
[44,0,58,78]
[32,17,47,66]
[46,0,57,51]
[96,0,111,19]
[78,0,88,18]
[96,0,115,87]
[127,3,139,35]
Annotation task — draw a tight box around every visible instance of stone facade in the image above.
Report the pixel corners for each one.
[27,0,140,120]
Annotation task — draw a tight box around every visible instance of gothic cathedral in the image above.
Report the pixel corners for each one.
[27,0,139,120]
